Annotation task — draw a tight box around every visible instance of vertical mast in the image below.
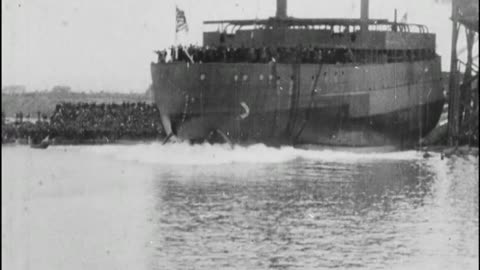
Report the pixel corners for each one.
[360,0,369,32]
[276,0,287,18]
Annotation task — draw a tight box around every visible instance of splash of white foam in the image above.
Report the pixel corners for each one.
[67,142,423,165]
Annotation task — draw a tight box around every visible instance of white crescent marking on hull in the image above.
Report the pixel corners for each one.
[239,102,250,119]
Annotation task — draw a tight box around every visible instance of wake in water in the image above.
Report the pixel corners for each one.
[63,142,425,165]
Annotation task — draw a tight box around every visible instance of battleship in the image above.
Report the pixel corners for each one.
[151,0,445,147]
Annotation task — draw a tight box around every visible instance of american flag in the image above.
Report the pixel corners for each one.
[176,6,189,33]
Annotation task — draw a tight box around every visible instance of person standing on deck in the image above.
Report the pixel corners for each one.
[345,48,355,63]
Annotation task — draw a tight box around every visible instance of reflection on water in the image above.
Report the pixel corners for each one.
[2,144,479,270]
[151,161,432,269]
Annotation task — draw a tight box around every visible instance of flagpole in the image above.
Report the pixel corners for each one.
[174,4,178,46]
[174,4,178,63]
[174,4,194,63]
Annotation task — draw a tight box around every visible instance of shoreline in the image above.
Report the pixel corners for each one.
[2,137,164,146]
[3,139,479,158]
[420,145,479,158]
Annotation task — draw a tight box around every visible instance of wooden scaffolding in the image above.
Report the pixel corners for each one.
[447,0,479,146]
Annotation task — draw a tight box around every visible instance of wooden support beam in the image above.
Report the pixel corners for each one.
[460,29,473,123]
[447,16,461,146]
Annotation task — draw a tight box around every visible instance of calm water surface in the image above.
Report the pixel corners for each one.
[2,143,478,270]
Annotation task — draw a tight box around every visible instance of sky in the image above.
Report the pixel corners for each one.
[0,0,472,92]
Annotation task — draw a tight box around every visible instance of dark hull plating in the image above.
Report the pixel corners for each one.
[151,59,445,147]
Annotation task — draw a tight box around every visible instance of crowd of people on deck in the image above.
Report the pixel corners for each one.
[155,45,436,65]
[155,45,357,64]
[2,102,164,144]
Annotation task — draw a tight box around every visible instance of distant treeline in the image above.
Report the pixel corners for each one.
[2,90,151,117]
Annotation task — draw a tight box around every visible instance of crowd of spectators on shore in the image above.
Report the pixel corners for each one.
[2,102,164,144]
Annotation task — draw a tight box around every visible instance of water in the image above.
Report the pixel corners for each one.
[2,143,478,270]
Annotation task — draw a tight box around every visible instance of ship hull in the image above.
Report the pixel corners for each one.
[151,58,444,147]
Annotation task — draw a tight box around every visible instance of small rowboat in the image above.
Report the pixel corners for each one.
[30,141,49,149]
[30,136,50,149]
